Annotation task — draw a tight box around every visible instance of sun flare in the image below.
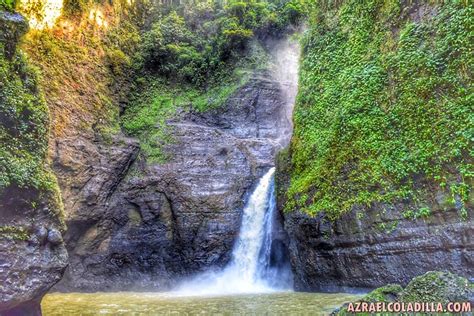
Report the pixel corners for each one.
[88,8,108,28]
[20,0,63,29]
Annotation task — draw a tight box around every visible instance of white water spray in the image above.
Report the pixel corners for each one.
[175,167,291,296]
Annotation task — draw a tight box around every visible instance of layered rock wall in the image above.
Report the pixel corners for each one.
[277,164,473,291]
[53,37,299,291]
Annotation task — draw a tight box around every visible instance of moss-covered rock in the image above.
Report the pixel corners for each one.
[285,1,473,220]
[362,284,404,303]
[0,11,63,216]
[0,11,28,58]
[0,9,67,314]
[401,271,472,304]
[333,271,473,315]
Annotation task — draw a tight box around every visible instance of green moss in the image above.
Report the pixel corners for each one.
[105,48,131,76]
[0,43,50,191]
[177,73,247,112]
[363,284,403,303]
[121,79,176,163]
[334,272,472,315]
[0,24,64,223]
[0,225,30,240]
[402,207,432,221]
[122,71,249,163]
[376,220,398,233]
[401,271,472,304]
[0,0,16,11]
[286,1,473,220]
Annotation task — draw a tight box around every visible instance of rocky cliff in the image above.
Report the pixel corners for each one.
[277,185,473,291]
[52,37,299,291]
[0,11,68,314]
[278,152,473,291]
[277,1,473,292]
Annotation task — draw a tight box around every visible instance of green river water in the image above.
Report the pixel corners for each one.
[42,292,362,315]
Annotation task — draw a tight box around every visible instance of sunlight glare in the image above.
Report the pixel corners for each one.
[88,8,108,28]
[21,0,63,29]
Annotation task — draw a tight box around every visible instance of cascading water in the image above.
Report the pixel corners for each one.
[256,175,293,289]
[175,167,292,295]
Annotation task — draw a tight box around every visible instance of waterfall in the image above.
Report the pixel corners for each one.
[227,167,276,288]
[174,167,292,295]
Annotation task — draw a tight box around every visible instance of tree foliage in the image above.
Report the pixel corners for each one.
[0,0,16,11]
[137,0,305,86]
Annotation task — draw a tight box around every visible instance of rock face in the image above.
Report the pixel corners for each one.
[0,211,68,314]
[50,134,141,290]
[277,163,474,291]
[53,37,299,291]
[0,11,68,314]
[0,11,28,58]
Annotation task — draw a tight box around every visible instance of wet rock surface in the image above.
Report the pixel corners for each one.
[278,185,473,291]
[53,38,299,291]
[0,230,67,313]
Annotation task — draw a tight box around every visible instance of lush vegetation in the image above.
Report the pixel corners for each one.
[14,0,304,162]
[136,0,304,86]
[0,43,54,192]
[286,1,473,220]
[18,0,145,139]
[0,0,15,11]
[0,19,63,226]
[123,0,305,161]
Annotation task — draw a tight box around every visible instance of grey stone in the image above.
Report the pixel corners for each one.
[47,229,63,246]
[35,226,48,245]
[0,11,28,58]
[278,193,473,291]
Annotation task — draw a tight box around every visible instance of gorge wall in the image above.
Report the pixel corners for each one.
[277,1,473,291]
[278,168,474,291]
[0,11,68,314]
[53,37,299,291]
[2,1,472,312]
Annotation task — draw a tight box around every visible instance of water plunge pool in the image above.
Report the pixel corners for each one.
[42,292,362,315]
